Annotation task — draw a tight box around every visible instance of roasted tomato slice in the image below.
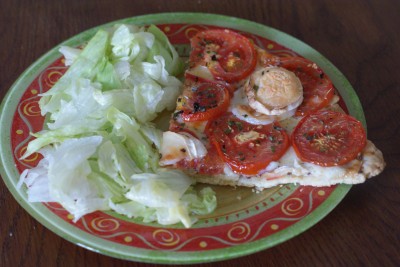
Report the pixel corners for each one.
[279,56,335,116]
[206,113,290,175]
[178,77,231,122]
[292,110,367,166]
[190,29,257,83]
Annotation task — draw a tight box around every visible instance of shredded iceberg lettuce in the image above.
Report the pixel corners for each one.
[19,24,216,228]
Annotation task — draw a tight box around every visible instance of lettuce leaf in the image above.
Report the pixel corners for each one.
[39,29,110,115]
[108,170,217,228]
[19,24,216,228]
[146,24,184,76]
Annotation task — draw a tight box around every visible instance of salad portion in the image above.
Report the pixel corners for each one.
[18,24,217,228]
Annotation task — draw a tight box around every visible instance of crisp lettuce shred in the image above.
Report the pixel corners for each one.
[19,24,216,228]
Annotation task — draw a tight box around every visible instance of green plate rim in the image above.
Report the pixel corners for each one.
[0,12,360,264]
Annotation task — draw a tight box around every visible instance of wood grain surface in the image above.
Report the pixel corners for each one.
[1,1,399,266]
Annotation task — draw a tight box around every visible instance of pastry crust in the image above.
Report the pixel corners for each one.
[187,141,385,190]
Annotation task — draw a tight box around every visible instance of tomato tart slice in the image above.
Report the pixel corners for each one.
[159,28,385,189]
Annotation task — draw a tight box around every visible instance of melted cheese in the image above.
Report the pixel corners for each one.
[159,131,207,166]
[234,130,263,144]
[186,65,214,81]
[244,67,303,116]
[230,88,296,125]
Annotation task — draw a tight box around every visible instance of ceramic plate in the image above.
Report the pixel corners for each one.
[0,13,364,264]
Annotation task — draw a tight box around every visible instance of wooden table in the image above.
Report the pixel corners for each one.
[1,1,399,266]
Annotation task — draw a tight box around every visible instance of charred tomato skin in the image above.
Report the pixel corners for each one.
[206,113,290,175]
[190,29,257,83]
[292,109,367,166]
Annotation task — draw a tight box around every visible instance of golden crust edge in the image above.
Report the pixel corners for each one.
[180,140,385,190]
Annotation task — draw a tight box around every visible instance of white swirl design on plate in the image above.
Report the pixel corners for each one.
[14,96,42,168]
[14,65,67,170]
[90,217,120,232]
[38,66,67,94]
[281,197,304,216]
[43,70,64,88]
[21,100,41,117]
[153,229,180,246]
[227,222,251,241]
